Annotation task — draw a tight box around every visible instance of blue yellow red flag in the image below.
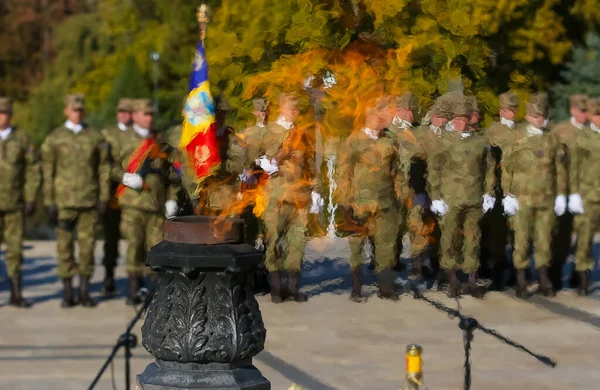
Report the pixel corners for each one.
[180,40,220,189]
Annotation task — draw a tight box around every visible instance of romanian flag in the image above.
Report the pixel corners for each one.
[180,40,220,192]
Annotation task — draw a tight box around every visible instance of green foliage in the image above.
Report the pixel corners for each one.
[551,33,600,121]
[3,0,600,143]
[99,55,151,127]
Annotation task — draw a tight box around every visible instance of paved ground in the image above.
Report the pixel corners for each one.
[1,239,600,390]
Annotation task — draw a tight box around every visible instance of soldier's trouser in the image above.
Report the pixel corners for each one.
[0,210,24,277]
[439,204,482,273]
[509,205,554,270]
[573,201,600,272]
[406,204,436,258]
[396,203,408,255]
[57,208,98,278]
[102,207,121,270]
[348,207,398,272]
[120,208,165,276]
[264,203,308,273]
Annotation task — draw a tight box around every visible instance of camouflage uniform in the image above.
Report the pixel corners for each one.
[570,98,600,294]
[501,93,567,297]
[549,94,588,288]
[115,101,180,276]
[407,97,453,269]
[41,95,110,280]
[388,93,420,265]
[99,98,133,279]
[225,98,269,246]
[430,126,495,276]
[337,123,406,300]
[0,99,42,281]
[480,92,520,286]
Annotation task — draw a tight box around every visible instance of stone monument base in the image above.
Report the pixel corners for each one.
[137,360,271,390]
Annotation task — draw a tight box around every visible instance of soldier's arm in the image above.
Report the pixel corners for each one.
[568,137,580,194]
[483,144,496,195]
[393,140,411,204]
[23,137,42,204]
[335,136,354,206]
[40,135,56,207]
[97,135,111,203]
[226,131,249,175]
[554,136,568,196]
[427,149,442,200]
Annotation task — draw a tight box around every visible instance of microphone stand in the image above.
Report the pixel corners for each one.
[88,288,154,390]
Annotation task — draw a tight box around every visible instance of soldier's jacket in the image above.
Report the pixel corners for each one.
[501,123,567,205]
[226,124,266,175]
[388,125,421,203]
[336,129,404,216]
[428,131,495,206]
[483,121,518,193]
[101,125,129,205]
[569,127,600,203]
[410,125,442,197]
[551,120,580,192]
[266,125,318,208]
[0,127,42,211]
[114,129,180,213]
[41,125,110,208]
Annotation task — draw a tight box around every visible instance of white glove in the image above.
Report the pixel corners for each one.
[502,194,519,216]
[430,199,448,216]
[309,191,324,214]
[122,173,143,190]
[554,194,567,216]
[255,236,265,252]
[568,193,584,214]
[165,200,179,218]
[482,193,496,213]
[239,168,251,183]
[255,156,279,175]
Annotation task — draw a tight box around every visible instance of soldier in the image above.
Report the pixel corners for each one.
[0,97,41,307]
[254,93,318,303]
[41,93,110,308]
[407,96,453,283]
[480,91,520,289]
[227,98,270,248]
[428,93,495,298]
[387,93,420,266]
[549,94,588,288]
[569,97,600,295]
[500,93,567,298]
[114,99,180,305]
[99,98,133,295]
[337,103,404,302]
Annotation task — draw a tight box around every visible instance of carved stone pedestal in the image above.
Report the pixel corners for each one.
[137,216,270,390]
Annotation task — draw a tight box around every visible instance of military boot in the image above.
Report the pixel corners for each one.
[8,272,31,308]
[79,276,97,308]
[537,266,555,297]
[287,271,308,303]
[445,269,460,298]
[61,278,77,308]
[578,271,589,297]
[268,271,283,304]
[101,267,116,296]
[126,274,142,306]
[515,269,529,299]
[467,272,484,299]
[349,268,365,303]
[376,269,399,301]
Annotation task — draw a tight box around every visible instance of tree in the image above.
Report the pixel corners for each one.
[551,33,600,121]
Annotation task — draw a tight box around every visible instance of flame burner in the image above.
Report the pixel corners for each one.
[137,216,271,389]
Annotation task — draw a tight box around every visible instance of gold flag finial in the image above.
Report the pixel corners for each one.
[197,4,209,42]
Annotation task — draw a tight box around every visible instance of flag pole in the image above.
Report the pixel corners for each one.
[197,4,209,44]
